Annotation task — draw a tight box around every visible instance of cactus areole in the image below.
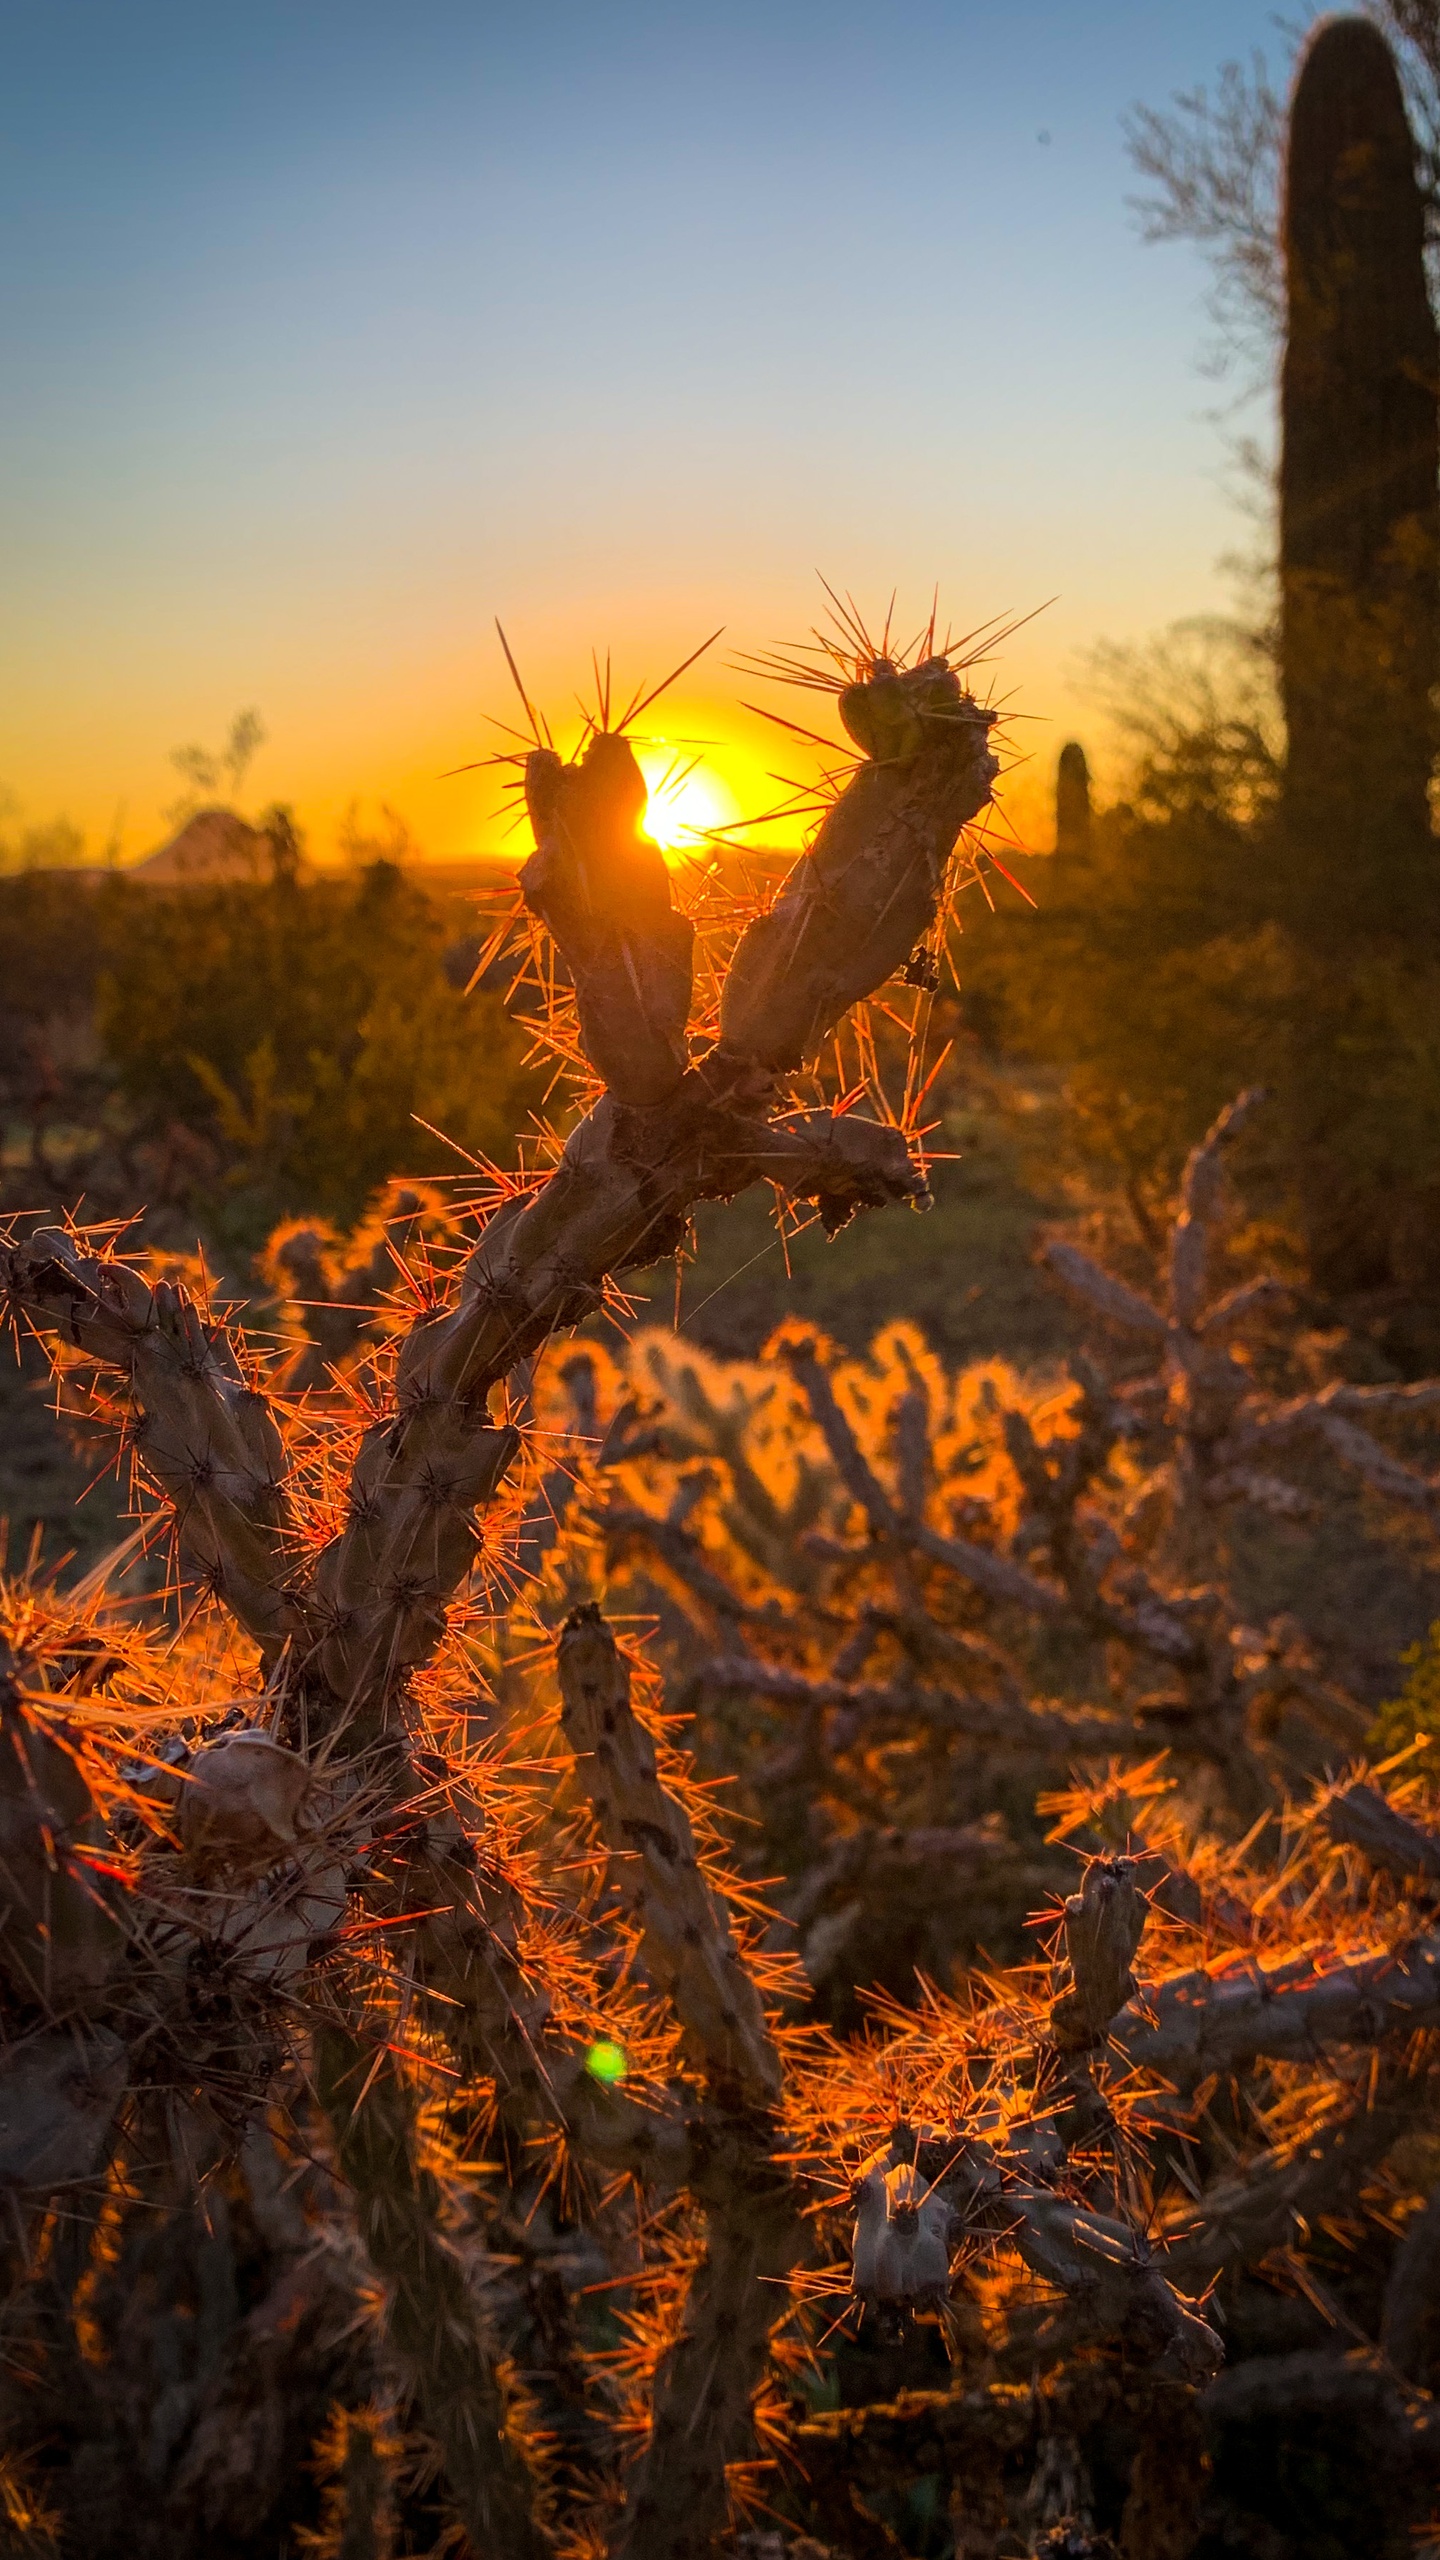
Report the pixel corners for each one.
[1280,16,1440,930]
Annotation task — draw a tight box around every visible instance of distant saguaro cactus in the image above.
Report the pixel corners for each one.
[1055,739,1092,856]
[1280,15,1439,935]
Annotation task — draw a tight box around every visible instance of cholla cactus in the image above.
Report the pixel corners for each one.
[0,603,1015,2551]
[3,615,1440,2556]
[298,2404,402,2560]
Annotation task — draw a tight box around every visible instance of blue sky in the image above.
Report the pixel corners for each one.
[0,0,1290,856]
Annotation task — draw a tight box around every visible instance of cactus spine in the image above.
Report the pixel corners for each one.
[1280,16,1439,937]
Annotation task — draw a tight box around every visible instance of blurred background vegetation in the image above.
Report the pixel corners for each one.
[0,837,537,1254]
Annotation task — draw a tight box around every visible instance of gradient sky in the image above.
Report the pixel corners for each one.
[1,0,1289,863]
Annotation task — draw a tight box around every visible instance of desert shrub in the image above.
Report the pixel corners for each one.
[976,617,1440,1313]
[1373,1619,1440,1773]
[970,623,1287,1206]
[95,855,537,1230]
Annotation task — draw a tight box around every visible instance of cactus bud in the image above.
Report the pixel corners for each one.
[1048,1856,1147,2052]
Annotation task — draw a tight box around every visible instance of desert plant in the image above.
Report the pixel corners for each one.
[1279,16,1440,938]
[0,611,1005,2551]
[1008,16,1440,1296]
[94,856,538,1234]
[4,622,1440,2558]
[1053,745,1091,858]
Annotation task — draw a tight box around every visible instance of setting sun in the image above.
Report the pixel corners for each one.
[637,744,743,854]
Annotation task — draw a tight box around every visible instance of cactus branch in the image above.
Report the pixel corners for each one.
[555,1607,798,2557]
[313,2020,548,2560]
[0,1232,298,1654]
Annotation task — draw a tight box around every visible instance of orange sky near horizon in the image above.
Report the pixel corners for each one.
[404,611,1057,876]
[99,612,1065,875]
[1,1,1288,879]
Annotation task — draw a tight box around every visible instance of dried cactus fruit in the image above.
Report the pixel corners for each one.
[851,2157,954,2308]
[179,1730,311,1875]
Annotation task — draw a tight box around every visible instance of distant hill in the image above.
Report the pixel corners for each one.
[127,806,271,884]
[122,815,515,900]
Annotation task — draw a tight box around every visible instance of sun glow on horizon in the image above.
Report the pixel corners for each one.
[637,743,743,855]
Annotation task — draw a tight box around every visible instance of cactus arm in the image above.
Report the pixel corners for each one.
[1111,1929,1440,2085]
[519,729,695,1106]
[382,1827,702,2185]
[718,669,997,1072]
[1320,1779,1440,1884]
[0,1229,299,1656]
[1230,1396,1440,1515]
[1166,1089,1265,1328]
[1162,2083,1421,2295]
[692,1647,1132,1759]
[1047,1856,1147,2052]
[553,1607,797,2556]
[1040,1240,1168,1339]
[991,2178,1222,2381]
[618,2172,797,2560]
[306,1407,521,1702]
[307,685,995,1738]
[314,2022,549,2560]
[556,1606,779,2108]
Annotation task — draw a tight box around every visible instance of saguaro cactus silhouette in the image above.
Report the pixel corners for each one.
[1280,14,1439,936]
[1054,739,1092,857]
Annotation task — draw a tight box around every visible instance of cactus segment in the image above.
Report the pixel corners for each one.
[0,1653,127,2012]
[520,729,695,1106]
[720,655,998,1073]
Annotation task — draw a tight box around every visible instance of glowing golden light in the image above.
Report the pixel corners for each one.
[637,744,742,854]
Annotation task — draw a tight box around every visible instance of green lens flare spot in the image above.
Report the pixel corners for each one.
[585,2039,627,2087]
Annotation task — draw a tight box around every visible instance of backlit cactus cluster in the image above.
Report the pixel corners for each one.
[1,613,1440,2556]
